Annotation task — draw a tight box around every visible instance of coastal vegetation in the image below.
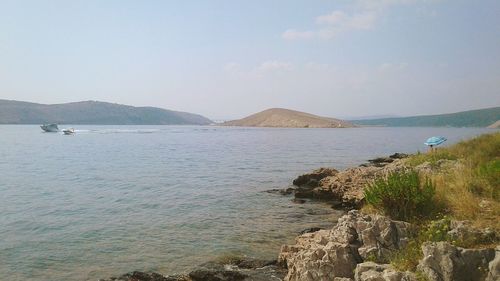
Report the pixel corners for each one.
[352,106,500,127]
[363,132,500,273]
[364,169,437,221]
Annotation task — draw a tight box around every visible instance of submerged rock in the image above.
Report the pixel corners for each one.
[292,168,339,187]
[189,259,285,281]
[189,268,247,281]
[265,188,295,196]
[100,271,187,281]
[101,258,286,281]
[291,198,306,204]
[298,227,323,235]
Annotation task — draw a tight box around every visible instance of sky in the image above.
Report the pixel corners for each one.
[1,0,499,120]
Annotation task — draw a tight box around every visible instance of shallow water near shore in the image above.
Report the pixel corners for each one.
[0,125,492,280]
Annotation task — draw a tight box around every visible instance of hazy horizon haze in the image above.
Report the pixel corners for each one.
[1,0,499,120]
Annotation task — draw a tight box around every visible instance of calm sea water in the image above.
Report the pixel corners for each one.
[0,125,493,280]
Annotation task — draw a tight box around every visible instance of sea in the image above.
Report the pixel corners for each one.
[0,125,493,280]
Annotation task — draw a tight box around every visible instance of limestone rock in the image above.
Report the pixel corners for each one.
[486,246,500,281]
[448,220,497,245]
[417,242,496,281]
[279,211,411,281]
[354,262,416,281]
[292,159,407,206]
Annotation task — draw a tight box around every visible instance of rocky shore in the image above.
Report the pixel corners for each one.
[102,153,499,281]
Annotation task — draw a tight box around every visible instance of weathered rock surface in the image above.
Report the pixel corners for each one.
[293,167,339,188]
[190,259,286,281]
[448,220,498,245]
[292,159,407,207]
[299,227,323,235]
[279,211,411,281]
[417,242,496,281]
[486,246,500,281]
[354,262,416,281]
[100,271,187,281]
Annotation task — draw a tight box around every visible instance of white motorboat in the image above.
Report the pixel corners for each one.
[40,124,59,132]
[62,128,75,135]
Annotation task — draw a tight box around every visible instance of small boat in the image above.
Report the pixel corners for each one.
[40,124,59,132]
[62,128,75,135]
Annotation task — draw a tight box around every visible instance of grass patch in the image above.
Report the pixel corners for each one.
[404,132,500,231]
[390,217,452,271]
[406,150,457,168]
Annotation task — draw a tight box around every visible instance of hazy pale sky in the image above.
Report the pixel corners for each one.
[1,0,499,119]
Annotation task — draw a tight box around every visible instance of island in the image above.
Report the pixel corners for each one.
[222,108,355,128]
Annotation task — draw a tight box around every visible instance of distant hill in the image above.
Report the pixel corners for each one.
[0,100,212,125]
[222,108,355,128]
[488,120,500,129]
[351,107,500,127]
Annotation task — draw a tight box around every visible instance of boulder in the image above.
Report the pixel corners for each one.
[279,211,411,281]
[417,242,496,281]
[354,262,416,281]
[265,188,295,195]
[299,227,323,235]
[447,220,497,246]
[293,168,338,187]
[368,157,394,167]
[389,153,409,159]
[486,246,500,281]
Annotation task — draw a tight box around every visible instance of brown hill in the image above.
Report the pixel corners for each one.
[223,108,355,128]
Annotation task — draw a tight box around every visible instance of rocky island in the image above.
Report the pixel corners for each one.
[222,108,355,128]
[102,132,499,281]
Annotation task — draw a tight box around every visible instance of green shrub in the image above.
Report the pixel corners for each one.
[421,217,452,242]
[390,217,451,272]
[364,170,436,221]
